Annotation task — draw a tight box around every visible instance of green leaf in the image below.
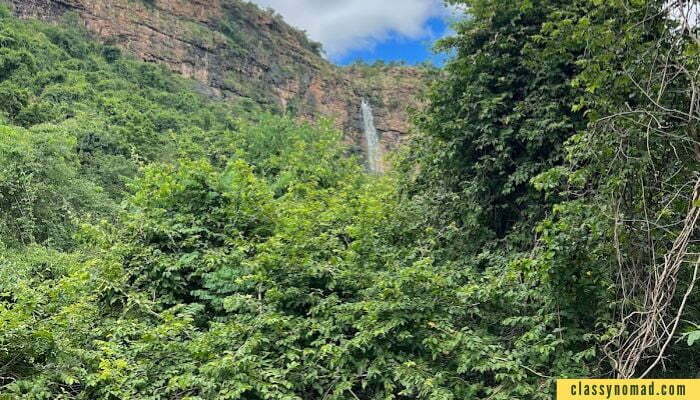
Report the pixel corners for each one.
[687,331,700,347]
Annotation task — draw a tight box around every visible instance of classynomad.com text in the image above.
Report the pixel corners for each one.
[557,379,699,400]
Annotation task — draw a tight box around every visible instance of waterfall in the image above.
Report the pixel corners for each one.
[360,99,381,173]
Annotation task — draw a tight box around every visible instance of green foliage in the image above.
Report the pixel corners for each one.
[1,1,699,398]
[400,0,699,388]
[685,326,700,347]
[0,244,118,399]
[393,1,601,391]
[0,12,255,239]
[0,15,242,196]
[0,124,108,247]
[527,0,700,376]
[227,115,359,194]
[408,0,585,248]
[0,4,10,19]
[124,158,277,309]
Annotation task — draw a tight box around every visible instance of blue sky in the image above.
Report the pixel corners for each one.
[249,0,458,66]
[335,17,449,66]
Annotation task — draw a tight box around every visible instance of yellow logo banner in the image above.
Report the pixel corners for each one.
[557,379,699,400]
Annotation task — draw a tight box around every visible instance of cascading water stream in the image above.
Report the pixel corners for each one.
[360,99,381,173]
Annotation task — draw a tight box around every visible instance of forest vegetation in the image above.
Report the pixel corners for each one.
[0,0,698,399]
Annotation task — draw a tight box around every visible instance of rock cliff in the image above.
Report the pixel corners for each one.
[6,0,428,166]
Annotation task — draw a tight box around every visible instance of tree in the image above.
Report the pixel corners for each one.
[0,124,108,247]
[532,0,700,377]
[406,0,586,252]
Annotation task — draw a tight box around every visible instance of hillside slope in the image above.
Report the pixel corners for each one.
[6,0,427,162]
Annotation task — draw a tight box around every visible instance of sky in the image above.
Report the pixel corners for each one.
[248,0,459,65]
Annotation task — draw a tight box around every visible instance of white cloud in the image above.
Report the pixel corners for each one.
[248,0,457,58]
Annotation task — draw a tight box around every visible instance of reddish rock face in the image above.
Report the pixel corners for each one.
[7,0,428,169]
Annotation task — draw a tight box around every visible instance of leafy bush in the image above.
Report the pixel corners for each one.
[0,4,10,19]
[0,124,108,247]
